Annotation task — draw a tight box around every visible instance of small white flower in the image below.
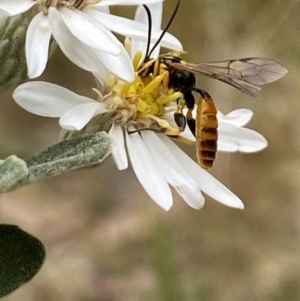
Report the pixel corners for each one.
[11,2,266,211]
[13,3,267,210]
[0,0,182,81]
[12,80,268,211]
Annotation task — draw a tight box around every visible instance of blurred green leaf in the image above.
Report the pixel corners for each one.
[0,224,46,298]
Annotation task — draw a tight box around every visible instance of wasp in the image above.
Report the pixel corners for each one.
[139,1,287,169]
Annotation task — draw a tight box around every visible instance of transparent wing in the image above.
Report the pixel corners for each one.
[168,58,288,99]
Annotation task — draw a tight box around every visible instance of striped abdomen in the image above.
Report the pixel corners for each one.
[196,93,218,169]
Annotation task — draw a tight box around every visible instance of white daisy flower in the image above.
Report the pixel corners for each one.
[12,76,269,211]
[11,3,268,211]
[0,0,182,81]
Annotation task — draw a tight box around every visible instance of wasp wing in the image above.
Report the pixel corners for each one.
[168,58,287,99]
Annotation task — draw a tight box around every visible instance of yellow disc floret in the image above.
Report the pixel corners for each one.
[100,51,182,132]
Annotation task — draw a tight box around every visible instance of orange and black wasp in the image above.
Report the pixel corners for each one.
[139,0,287,169]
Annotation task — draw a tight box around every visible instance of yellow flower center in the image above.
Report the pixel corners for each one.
[102,51,182,131]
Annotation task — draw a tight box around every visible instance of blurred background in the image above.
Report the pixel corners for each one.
[1,0,300,300]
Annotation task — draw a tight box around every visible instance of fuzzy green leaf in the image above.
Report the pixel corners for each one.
[0,132,111,193]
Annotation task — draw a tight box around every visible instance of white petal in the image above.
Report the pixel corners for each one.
[59,102,107,130]
[134,2,162,25]
[89,5,110,14]
[179,124,196,142]
[92,46,134,82]
[164,103,177,114]
[131,3,162,59]
[185,106,254,128]
[217,109,254,127]
[159,135,244,209]
[13,81,96,117]
[163,110,177,125]
[131,5,149,58]
[98,0,164,5]
[80,10,135,80]
[218,123,268,152]
[26,12,51,78]
[93,72,108,93]
[141,131,204,209]
[48,8,108,76]
[216,140,239,152]
[0,0,34,15]
[59,8,121,55]
[90,11,182,52]
[126,128,173,211]
[109,124,128,170]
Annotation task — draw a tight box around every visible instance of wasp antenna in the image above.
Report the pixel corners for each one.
[142,4,152,61]
[147,0,181,60]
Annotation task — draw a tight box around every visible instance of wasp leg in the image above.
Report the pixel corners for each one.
[162,70,170,92]
[174,96,187,131]
[193,88,218,169]
[184,91,196,136]
[174,91,196,134]
[138,58,157,77]
[153,59,161,77]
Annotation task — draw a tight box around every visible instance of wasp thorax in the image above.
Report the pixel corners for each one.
[36,0,101,13]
